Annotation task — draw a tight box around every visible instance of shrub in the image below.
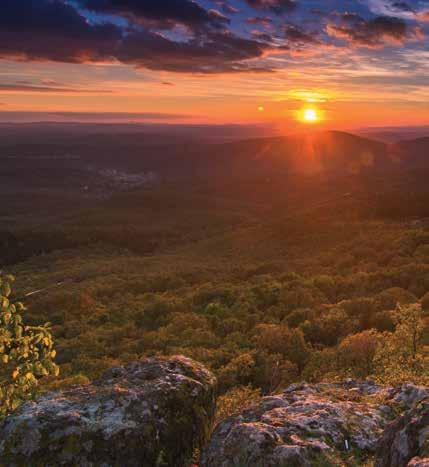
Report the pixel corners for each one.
[337,330,383,378]
[421,292,429,312]
[0,274,59,417]
[215,385,261,425]
[374,303,428,385]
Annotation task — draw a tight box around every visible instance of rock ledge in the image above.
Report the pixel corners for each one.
[202,381,428,467]
[0,355,217,467]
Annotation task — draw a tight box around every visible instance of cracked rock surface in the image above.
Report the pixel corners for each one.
[202,381,428,467]
[0,356,217,467]
[376,395,429,467]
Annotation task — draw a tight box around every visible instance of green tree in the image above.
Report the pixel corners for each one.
[254,324,310,372]
[337,330,382,378]
[374,303,428,385]
[302,348,337,383]
[392,303,423,360]
[0,274,59,417]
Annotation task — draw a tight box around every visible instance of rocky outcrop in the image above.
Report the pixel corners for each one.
[376,396,429,467]
[0,356,217,467]
[407,458,429,467]
[1,356,428,467]
[201,381,428,467]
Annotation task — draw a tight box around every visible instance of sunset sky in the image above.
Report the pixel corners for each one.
[1,0,428,129]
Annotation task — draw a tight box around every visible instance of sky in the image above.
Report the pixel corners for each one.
[0,0,428,129]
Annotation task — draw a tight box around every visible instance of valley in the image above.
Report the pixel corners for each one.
[1,124,428,395]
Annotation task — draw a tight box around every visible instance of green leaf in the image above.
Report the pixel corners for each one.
[0,274,59,417]
[1,283,12,298]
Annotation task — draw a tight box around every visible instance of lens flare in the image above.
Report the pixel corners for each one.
[303,108,317,122]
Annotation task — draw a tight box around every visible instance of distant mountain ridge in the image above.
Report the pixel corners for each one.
[206,131,391,176]
[0,127,428,178]
[392,137,429,169]
[188,130,429,177]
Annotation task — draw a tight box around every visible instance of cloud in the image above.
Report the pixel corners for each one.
[0,0,121,63]
[284,24,318,44]
[214,1,240,15]
[0,111,192,122]
[46,112,190,120]
[0,0,272,74]
[0,83,113,93]
[246,16,273,26]
[389,1,415,13]
[366,0,423,19]
[417,10,429,22]
[245,0,298,15]
[117,30,272,73]
[77,0,229,30]
[327,14,422,47]
[2,0,424,77]
[251,31,273,42]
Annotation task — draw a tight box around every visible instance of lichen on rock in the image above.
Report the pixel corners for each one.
[376,395,429,467]
[201,380,420,467]
[1,358,428,467]
[407,458,429,467]
[0,355,217,467]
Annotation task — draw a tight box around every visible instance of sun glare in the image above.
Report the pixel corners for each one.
[303,108,318,123]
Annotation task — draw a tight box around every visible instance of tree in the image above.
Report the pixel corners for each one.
[392,303,423,360]
[253,352,298,393]
[421,292,429,313]
[302,348,337,383]
[217,352,256,391]
[254,324,309,372]
[337,330,382,378]
[316,307,358,346]
[375,287,417,311]
[374,303,427,385]
[0,274,59,417]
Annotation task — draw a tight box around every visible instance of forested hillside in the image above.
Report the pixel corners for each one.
[2,157,428,398]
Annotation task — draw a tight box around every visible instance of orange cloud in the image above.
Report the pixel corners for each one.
[417,11,429,22]
[327,14,424,48]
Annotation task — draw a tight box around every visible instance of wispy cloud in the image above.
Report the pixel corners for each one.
[0,111,194,123]
[0,83,113,93]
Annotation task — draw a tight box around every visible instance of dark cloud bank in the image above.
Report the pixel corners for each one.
[327,13,421,47]
[245,0,297,14]
[0,0,426,73]
[0,0,274,73]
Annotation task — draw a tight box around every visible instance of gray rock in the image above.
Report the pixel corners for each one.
[202,381,393,467]
[408,458,429,467]
[376,397,429,467]
[392,384,429,409]
[0,356,217,467]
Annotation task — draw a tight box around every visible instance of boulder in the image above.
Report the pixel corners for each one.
[408,458,429,467]
[390,384,429,409]
[376,396,429,467]
[202,381,395,467]
[0,356,217,467]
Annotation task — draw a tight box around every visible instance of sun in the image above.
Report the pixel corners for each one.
[303,108,318,123]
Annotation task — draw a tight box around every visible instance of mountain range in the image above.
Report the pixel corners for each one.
[0,126,428,178]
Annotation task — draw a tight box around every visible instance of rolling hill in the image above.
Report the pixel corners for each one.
[391,137,429,169]
[204,131,392,176]
[2,126,428,181]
